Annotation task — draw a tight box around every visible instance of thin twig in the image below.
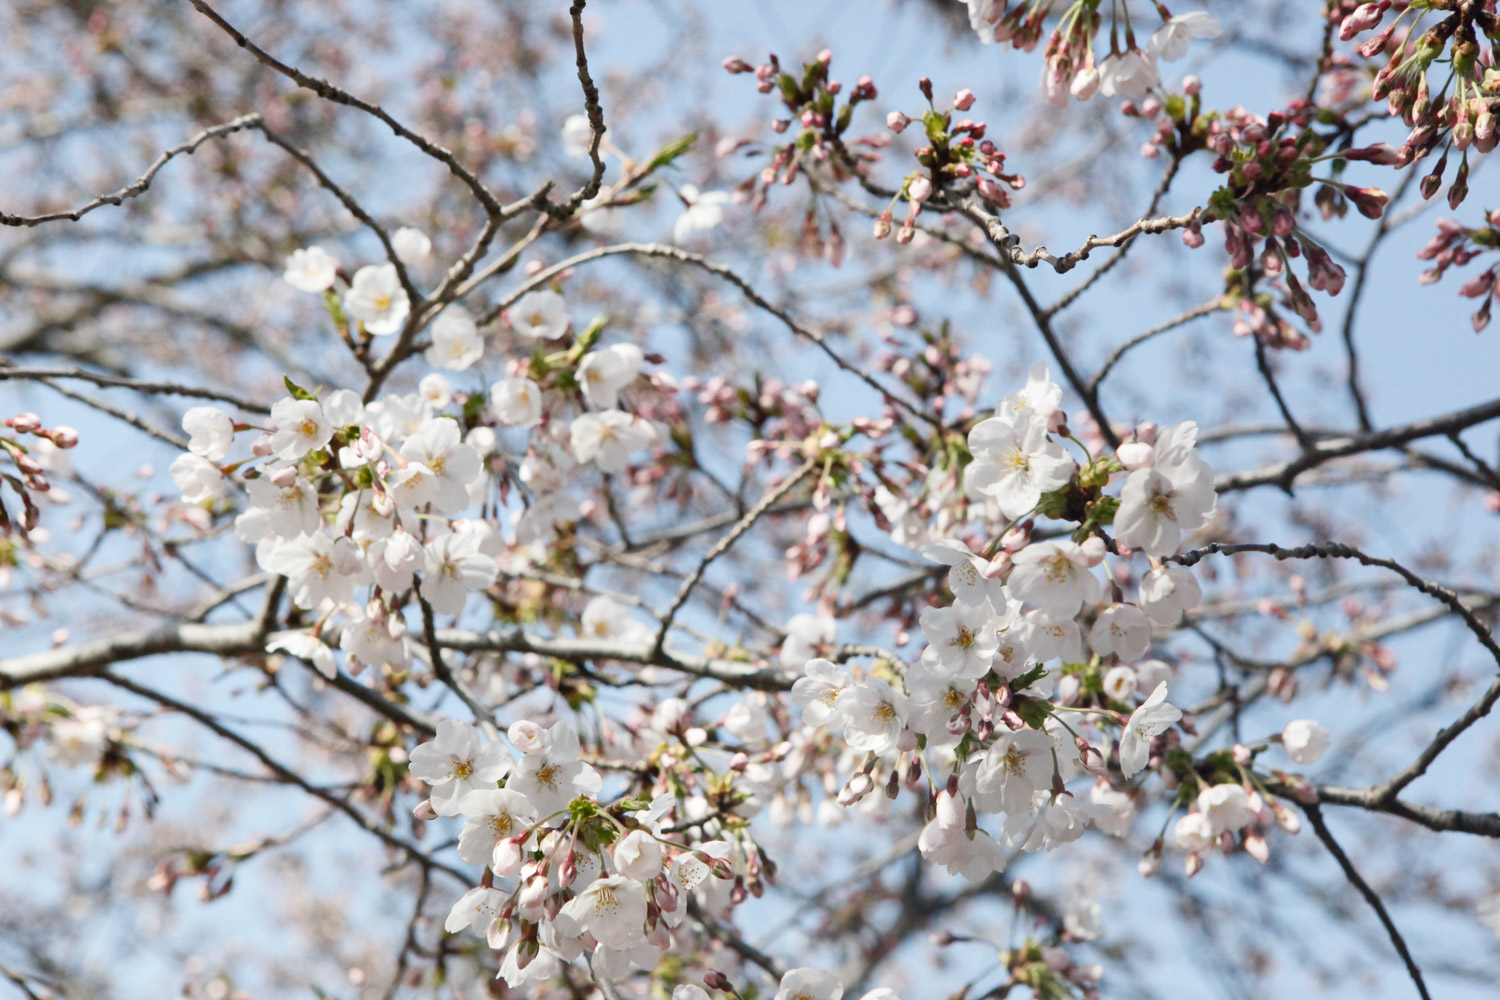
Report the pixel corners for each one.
[0,114,263,227]
[1300,802,1431,1000]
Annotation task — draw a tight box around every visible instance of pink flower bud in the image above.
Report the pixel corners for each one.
[7,413,40,434]
[907,175,933,205]
[953,89,976,111]
[1116,441,1155,470]
[48,426,79,449]
[270,466,298,488]
[1182,75,1202,97]
[886,110,910,133]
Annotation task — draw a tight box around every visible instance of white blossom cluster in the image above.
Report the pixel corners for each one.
[795,364,1238,881]
[165,237,666,676]
[411,716,897,998]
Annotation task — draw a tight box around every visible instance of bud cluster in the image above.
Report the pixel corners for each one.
[1343,0,1500,207]
[1417,212,1500,332]
[0,411,78,535]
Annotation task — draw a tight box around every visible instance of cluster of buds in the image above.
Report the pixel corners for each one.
[1039,3,1102,105]
[1417,212,1500,331]
[0,412,77,535]
[1195,103,1388,335]
[878,78,1025,243]
[725,50,881,195]
[1344,0,1500,207]
[725,50,882,263]
[966,0,1050,51]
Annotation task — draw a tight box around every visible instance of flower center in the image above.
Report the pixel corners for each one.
[449,758,474,780]
[1043,553,1071,584]
[1000,447,1029,474]
[374,294,392,311]
[950,626,976,650]
[871,701,897,724]
[535,762,560,788]
[592,885,619,916]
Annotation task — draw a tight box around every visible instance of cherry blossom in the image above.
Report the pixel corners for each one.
[570,410,652,473]
[282,246,338,293]
[774,968,843,1000]
[1148,12,1223,63]
[407,720,512,816]
[1281,719,1330,764]
[490,377,545,428]
[391,226,432,266]
[268,398,333,461]
[791,657,852,727]
[509,290,570,340]
[965,413,1075,520]
[343,263,410,336]
[1119,683,1182,779]
[182,406,235,461]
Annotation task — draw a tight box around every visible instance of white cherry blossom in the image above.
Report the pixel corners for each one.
[918,600,1001,678]
[283,246,338,293]
[835,677,907,756]
[509,290,569,340]
[268,398,333,462]
[246,475,321,537]
[420,531,498,615]
[1138,564,1203,625]
[491,377,544,428]
[1175,811,1215,852]
[425,305,483,371]
[391,226,432,266]
[1119,682,1182,778]
[964,728,1055,815]
[1197,783,1254,835]
[170,453,227,504]
[570,410,651,473]
[965,414,1075,520]
[791,657,852,727]
[578,343,645,410]
[456,788,537,866]
[344,263,410,336]
[673,184,731,244]
[773,968,843,1000]
[400,419,480,515]
[555,875,648,949]
[408,720,512,816]
[182,406,235,461]
[1148,11,1222,62]
[1097,49,1159,98]
[508,721,601,814]
[1087,603,1152,662]
[781,613,836,667]
[1009,540,1101,617]
[1281,719,1330,764]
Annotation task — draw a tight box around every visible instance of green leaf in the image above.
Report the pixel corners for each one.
[644,133,699,174]
[1012,696,1051,730]
[282,375,316,402]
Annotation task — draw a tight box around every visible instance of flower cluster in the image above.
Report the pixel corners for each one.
[1341,0,1500,206]
[1188,103,1391,342]
[955,1,1221,105]
[881,79,1026,230]
[1417,211,1500,332]
[167,240,676,675]
[0,411,77,536]
[414,716,902,996]
[781,366,1229,883]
